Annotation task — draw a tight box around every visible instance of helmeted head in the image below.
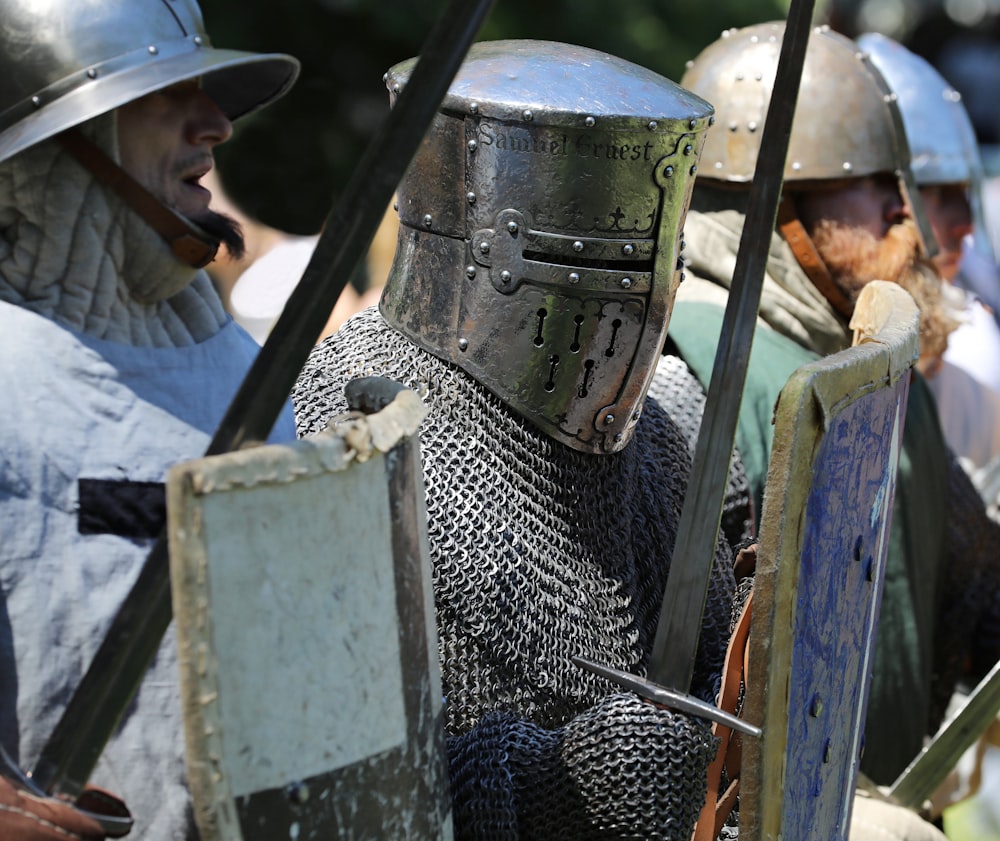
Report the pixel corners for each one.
[857,32,993,279]
[381,40,714,455]
[681,22,937,316]
[0,0,299,266]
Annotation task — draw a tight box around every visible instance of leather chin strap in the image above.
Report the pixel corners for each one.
[776,193,855,320]
[56,128,219,269]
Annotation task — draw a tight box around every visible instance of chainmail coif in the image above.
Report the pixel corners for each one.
[294,307,739,841]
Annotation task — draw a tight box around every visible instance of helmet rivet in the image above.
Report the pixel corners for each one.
[690,165,698,175]
[467,139,478,152]
[382,73,389,83]
[569,272,581,284]
[664,165,674,178]
[523,110,533,121]
[573,241,585,253]
[467,192,476,205]
[735,72,745,81]
[684,144,694,156]
[479,241,490,255]
[423,214,433,227]
[748,121,758,132]
[87,68,98,80]
[466,265,477,279]
[621,277,633,289]
[714,161,723,169]
[755,72,763,81]
[148,45,159,55]
[470,102,480,114]
[31,95,42,107]
[500,270,512,283]
[392,201,399,211]
[604,413,615,426]
[507,221,519,235]
[791,161,802,171]
[647,120,658,131]
[842,162,853,172]
[458,338,469,352]
[193,35,204,47]
[688,119,697,129]
[622,243,635,256]
[680,271,687,282]
[392,84,401,94]
[709,115,715,126]
[728,120,738,131]
[585,116,596,127]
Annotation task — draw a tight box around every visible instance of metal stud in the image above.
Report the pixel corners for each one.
[842,161,853,173]
[423,214,433,227]
[458,338,469,351]
[621,277,632,289]
[648,121,658,131]
[148,45,159,55]
[507,221,519,235]
[286,782,310,805]
[500,270,512,283]
[664,165,674,178]
[522,110,533,121]
[479,241,490,255]
[469,102,479,114]
[573,241,584,253]
[465,265,477,279]
[466,192,476,205]
[585,116,596,127]
[622,243,635,256]
[568,272,580,284]
[193,35,203,46]
[467,139,478,152]
[688,119,697,130]
[87,68,98,79]
[684,144,693,156]
[31,96,41,108]
[604,413,615,426]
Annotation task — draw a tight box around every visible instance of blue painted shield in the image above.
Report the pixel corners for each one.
[740,282,920,841]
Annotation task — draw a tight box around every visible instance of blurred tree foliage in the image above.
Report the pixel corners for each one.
[201,0,796,234]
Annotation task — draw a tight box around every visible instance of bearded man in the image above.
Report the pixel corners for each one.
[665,21,1000,804]
[0,2,299,838]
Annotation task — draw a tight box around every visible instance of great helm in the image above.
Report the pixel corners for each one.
[857,32,994,262]
[681,22,935,253]
[381,40,713,455]
[0,0,300,165]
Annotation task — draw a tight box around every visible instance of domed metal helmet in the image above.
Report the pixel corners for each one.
[857,32,994,261]
[0,0,299,165]
[381,39,714,455]
[680,21,936,315]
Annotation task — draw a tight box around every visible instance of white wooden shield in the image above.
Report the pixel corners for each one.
[740,282,921,841]
[167,380,452,841]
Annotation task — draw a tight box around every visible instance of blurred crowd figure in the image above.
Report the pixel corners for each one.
[203,168,392,346]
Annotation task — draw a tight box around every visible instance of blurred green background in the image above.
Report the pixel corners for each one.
[200,0,1000,234]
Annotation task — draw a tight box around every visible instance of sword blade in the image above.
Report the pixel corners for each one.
[889,658,1000,809]
[648,0,816,693]
[30,0,496,797]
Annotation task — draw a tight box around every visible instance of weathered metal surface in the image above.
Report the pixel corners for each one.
[740,282,919,841]
[167,387,452,841]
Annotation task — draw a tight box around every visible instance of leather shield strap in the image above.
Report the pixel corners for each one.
[776,193,855,319]
[56,128,219,269]
[692,590,754,841]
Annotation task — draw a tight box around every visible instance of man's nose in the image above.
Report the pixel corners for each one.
[186,90,233,147]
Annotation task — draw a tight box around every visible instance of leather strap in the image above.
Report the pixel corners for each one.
[692,590,754,841]
[776,194,854,319]
[56,128,218,269]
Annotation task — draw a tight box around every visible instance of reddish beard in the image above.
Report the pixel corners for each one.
[810,218,959,363]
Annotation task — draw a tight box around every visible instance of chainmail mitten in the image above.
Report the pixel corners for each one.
[448,694,717,841]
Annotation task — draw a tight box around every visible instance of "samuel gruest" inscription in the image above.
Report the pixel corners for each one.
[478,122,657,162]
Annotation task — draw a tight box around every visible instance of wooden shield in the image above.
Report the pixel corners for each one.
[740,282,920,841]
[167,383,452,841]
